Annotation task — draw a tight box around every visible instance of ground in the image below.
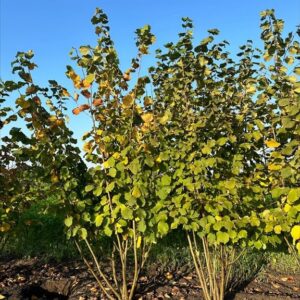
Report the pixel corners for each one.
[0,257,299,299]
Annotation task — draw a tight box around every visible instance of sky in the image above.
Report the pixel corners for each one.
[1,0,299,143]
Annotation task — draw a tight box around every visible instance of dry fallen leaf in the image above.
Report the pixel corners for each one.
[165,272,173,280]
[271,282,280,289]
[90,287,98,293]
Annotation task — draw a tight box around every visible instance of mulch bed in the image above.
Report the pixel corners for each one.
[0,257,299,299]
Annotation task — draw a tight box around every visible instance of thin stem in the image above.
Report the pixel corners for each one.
[75,240,115,300]
[111,244,120,293]
[187,233,211,300]
[201,237,215,298]
[129,221,139,300]
[84,239,121,299]
[120,239,129,300]
[284,237,300,268]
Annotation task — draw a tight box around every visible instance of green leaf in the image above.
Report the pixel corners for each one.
[104,225,113,237]
[217,137,227,146]
[253,240,263,249]
[201,145,211,154]
[238,230,248,239]
[93,185,103,196]
[123,94,134,107]
[121,207,133,220]
[85,73,95,84]
[132,186,141,198]
[158,221,169,235]
[216,231,229,244]
[287,189,299,203]
[64,216,73,227]
[80,228,88,239]
[137,220,146,233]
[161,174,171,186]
[79,46,90,55]
[85,185,94,192]
[103,157,115,168]
[129,159,140,175]
[157,187,171,200]
[224,180,236,190]
[106,182,115,193]
[108,167,117,177]
[95,215,104,227]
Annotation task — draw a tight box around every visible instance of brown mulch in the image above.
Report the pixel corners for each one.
[0,258,299,299]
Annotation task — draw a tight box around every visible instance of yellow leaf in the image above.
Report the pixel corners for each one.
[141,113,153,123]
[215,216,222,221]
[204,67,212,76]
[82,74,95,88]
[16,97,31,109]
[85,73,95,84]
[48,115,57,122]
[83,141,93,153]
[263,52,272,61]
[144,96,153,106]
[291,225,300,242]
[199,57,208,66]
[268,164,282,171]
[137,236,142,249]
[289,47,297,54]
[296,242,300,254]
[224,180,236,190]
[123,72,131,81]
[284,204,291,213]
[68,71,81,87]
[82,80,91,88]
[62,89,70,97]
[262,209,270,217]
[103,161,110,169]
[132,186,141,198]
[294,67,300,75]
[51,174,59,183]
[165,272,173,280]
[122,94,134,108]
[159,111,171,125]
[112,152,120,159]
[265,139,280,148]
[96,129,103,136]
[0,223,11,232]
[287,76,297,83]
[74,93,79,101]
[274,225,282,234]
[0,294,6,299]
[246,85,256,94]
[294,87,300,94]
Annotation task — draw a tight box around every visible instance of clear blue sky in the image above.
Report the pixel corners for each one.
[1,0,299,142]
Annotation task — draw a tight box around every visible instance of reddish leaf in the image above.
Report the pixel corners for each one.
[81,90,91,98]
[93,98,103,107]
[72,104,90,115]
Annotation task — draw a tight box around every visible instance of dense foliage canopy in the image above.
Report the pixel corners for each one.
[1,8,299,300]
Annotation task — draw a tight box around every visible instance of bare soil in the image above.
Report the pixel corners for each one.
[0,257,299,299]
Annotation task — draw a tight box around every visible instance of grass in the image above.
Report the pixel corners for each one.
[267,251,300,274]
[1,197,77,261]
